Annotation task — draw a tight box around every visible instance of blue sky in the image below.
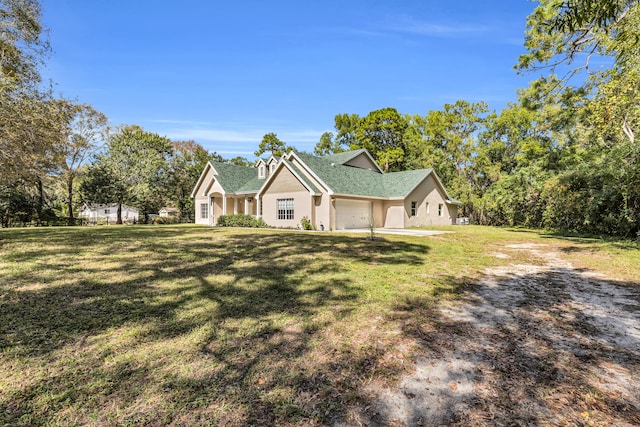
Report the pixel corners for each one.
[42,1,540,158]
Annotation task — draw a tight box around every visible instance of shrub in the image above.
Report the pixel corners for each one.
[299,216,312,230]
[153,216,181,225]
[216,214,268,228]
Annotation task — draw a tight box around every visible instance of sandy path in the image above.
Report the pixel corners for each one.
[359,243,640,426]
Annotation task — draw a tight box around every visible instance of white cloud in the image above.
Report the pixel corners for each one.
[386,18,490,37]
[161,127,323,144]
[142,120,327,158]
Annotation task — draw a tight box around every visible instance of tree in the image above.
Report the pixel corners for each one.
[0,93,72,186]
[168,140,221,220]
[0,0,60,188]
[353,108,410,172]
[518,0,639,144]
[79,162,127,222]
[334,113,360,148]
[416,101,490,208]
[254,132,290,158]
[227,156,250,167]
[518,0,639,73]
[59,104,108,225]
[0,0,49,88]
[313,131,345,156]
[97,125,173,223]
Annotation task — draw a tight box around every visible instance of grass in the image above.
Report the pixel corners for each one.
[0,224,638,425]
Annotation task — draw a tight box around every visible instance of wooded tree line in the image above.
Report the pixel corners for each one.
[0,0,224,225]
[1,0,638,236]
[309,0,639,238]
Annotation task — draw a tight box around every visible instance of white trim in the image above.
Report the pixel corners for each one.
[204,177,217,197]
[190,162,215,198]
[331,192,390,201]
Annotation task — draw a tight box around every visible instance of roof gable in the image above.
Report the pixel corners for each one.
[190,162,214,198]
[191,161,258,197]
[191,148,457,203]
[257,159,321,197]
[292,150,450,200]
[323,149,383,173]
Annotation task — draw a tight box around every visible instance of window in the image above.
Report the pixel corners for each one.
[425,202,430,214]
[277,198,294,220]
[438,203,444,217]
[410,201,417,217]
[104,209,110,215]
[259,166,265,179]
[270,163,276,173]
[201,203,209,219]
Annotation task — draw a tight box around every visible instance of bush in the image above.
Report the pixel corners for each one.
[216,214,268,228]
[299,216,312,230]
[153,216,181,225]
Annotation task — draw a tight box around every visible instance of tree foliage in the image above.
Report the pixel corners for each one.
[0,0,49,88]
[168,140,221,220]
[254,132,290,158]
[353,108,410,172]
[85,125,173,223]
[59,104,108,224]
[313,131,338,156]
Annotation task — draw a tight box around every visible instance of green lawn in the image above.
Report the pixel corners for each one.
[1,225,637,425]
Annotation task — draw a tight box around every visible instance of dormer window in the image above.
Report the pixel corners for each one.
[270,163,276,173]
[259,165,265,179]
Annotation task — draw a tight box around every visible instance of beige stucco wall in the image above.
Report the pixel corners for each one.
[289,157,332,230]
[404,174,457,226]
[383,202,405,228]
[314,194,331,230]
[194,195,209,225]
[193,167,217,225]
[372,200,385,227]
[261,167,312,228]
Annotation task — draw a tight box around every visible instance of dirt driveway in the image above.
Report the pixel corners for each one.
[357,243,640,426]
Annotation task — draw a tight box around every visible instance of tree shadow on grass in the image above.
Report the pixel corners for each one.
[361,266,640,426]
[0,226,430,425]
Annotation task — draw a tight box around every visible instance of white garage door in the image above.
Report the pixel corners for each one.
[335,199,372,229]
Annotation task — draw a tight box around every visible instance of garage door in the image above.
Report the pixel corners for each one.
[335,199,372,229]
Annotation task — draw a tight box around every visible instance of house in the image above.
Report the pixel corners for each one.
[191,149,462,230]
[159,207,180,217]
[78,204,139,224]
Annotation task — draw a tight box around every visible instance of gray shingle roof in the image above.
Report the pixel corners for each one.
[209,162,258,193]
[205,151,446,201]
[322,149,368,165]
[293,151,434,199]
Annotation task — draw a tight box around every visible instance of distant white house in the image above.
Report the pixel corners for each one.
[78,204,139,224]
[159,207,179,217]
